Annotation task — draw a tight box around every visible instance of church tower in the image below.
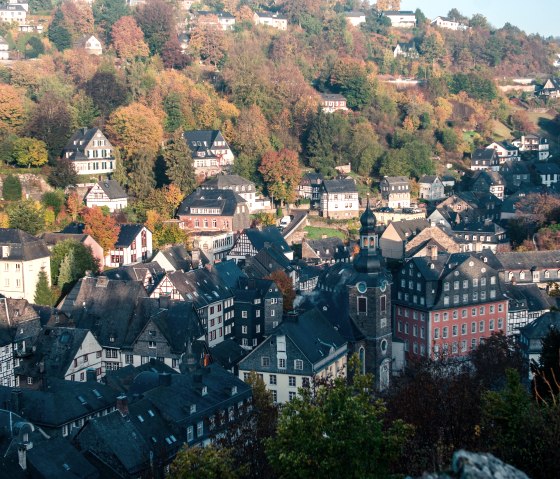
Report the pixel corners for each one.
[348,198,392,391]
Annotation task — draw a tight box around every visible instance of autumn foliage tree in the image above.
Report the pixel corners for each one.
[266,270,295,311]
[259,149,302,206]
[82,206,120,254]
[11,137,48,168]
[111,16,149,60]
[0,85,27,133]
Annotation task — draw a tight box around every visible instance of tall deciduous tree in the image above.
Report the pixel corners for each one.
[127,150,156,199]
[134,0,175,55]
[111,16,149,60]
[169,445,238,479]
[85,68,128,118]
[259,149,301,206]
[57,248,77,290]
[266,270,295,311]
[11,137,48,168]
[93,0,130,42]
[0,84,27,133]
[82,206,120,254]
[48,158,78,189]
[50,238,99,284]
[60,0,94,39]
[163,129,196,195]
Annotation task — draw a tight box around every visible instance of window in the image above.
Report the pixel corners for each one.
[490,305,495,314]
[358,297,367,313]
[125,354,133,364]
[271,390,277,402]
[294,359,303,370]
[434,328,439,339]
[442,327,448,339]
[443,312,449,321]
[278,358,286,369]
[498,318,503,330]
[479,306,485,315]
[197,421,204,437]
[404,323,409,334]
[471,338,477,350]
[462,324,467,335]
[489,319,495,330]
[27,377,33,385]
[471,322,477,333]
[452,325,458,337]
[479,321,485,332]
[261,356,270,367]
[270,374,277,385]
[413,325,418,337]
[453,311,458,320]
[289,376,296,387]
[289,392,296,401]
[242,326,248,334]
[434,313,440,322]
[242,311,248,319]
[471,308,477,317]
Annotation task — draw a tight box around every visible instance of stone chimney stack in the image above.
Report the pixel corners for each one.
[116,395,129,417]
[429,244,438,260]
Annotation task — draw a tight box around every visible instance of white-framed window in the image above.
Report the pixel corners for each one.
[242,311,248,318]
[242,326,248,334]
[270,374,277,385]
[278,358,286,369]
[261,356,270,367]
[148,341,156,349]
[289,391,296,401]
[294,359,303,370]
[289,376,296,387]
[197,421,203,437]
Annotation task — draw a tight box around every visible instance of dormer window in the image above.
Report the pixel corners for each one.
[1,246,9,258]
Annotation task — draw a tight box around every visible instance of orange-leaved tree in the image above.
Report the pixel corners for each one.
[259,149,302,206]
[266,270,295,312]
[83,206,120,255]
[111,16,149,60]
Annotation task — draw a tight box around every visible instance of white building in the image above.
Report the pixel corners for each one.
[75,35,103,55]
[0,3,26,24]
[512,134,550,161]
[200,174,259,212]
[320,179,359,219]
[106,224,152,268]
[431,16,468,31]
[192,230,234,263]
[319,93,348,113]
[61,128,115,176]
[183,130,234,178]
[344,11,366,27]
[486,141,520,164]
[0,35,10,60]
[380,176,411,209]
[0,229,51,302]
[253,11,288,30]
[85,180,128,212]
[383,10,416,28]
[418,175,445,201]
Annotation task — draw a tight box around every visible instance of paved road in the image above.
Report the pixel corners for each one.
[281,210,308,239]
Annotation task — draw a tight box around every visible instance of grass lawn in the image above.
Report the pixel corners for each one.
[304,226,346,240]
[491,120,512,140]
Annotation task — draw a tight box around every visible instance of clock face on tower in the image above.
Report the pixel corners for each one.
[380,279,388,292]
[356,281,367,294]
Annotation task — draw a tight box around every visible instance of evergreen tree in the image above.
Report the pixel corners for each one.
[127,151,156,199]
[34,268,54,306]
[7,200,45,234]
[48,8,72,51]
[163,129,196,195]
[57,249,77,291]
[163,93,185,133]
[2,174,22,201]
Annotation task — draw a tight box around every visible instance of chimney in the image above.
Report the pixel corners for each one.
[116,395,129,417]
[86,369,97,383]
[159,295,170,309]
[429,244,438,260]
[11,389,22,414]
[158,373,172,387]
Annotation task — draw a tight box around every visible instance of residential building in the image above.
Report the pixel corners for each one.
[238,309,348,403]
[74,34,102,55]
[152,244,191,272]
[194,10,236,30]
[0,229,51,302]
[499,159,531,192]
[320,179,359,219]
[228,226,293,264]
[201,174,258,212]
[534,163,560,187]
[183,130,234,177]
[84,180,128,212]
[0,35,9,60]
[512,134,550,161]
[150,266,235,347]
[0,378,118,438]
[0,3,26,24]
[496,250,560,285]
[519,311,560,377]
[428,192,502,228]
[470,170,505,201]
[177,188,250,233]
[504,284,551,336]
[418,175,445,201]
[486,141,520,164]
[383,10,416,28]
[431,16,468,30]
[537,77,560,98]
[380,176,410,209]
[40,232,105,269]
[191,231,234,263]
[61,128,115,176]
[253,11,288,30]
[15,327,103,388]
[297,172,324,206]
[404,225,466,258]
[243,243,298,286]
[394,251,508,360]
[301,237,351,265]
[344,11,366,26]
[103,261,166,294]
[379,219,430,260]
[393,41,419,58]
[319,93,349,113]
[451,221,507,252]
[471,148,499,171]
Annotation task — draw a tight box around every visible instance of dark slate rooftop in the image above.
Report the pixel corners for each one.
[62,128,112,162]
[95,180,127,200]
[520,311,560,340]
[0,298,41,347]
[40,232,94,248]
[496,251,560,270]
[61,223,147,249]
[210,338,248,370]
[419,175,439,184]
[156,244,191,272]
[214,259,247,289]
[382,176,409,185]
[202,174,254,190]
[103,261,165,291]
[535,163,560,174]
[322,178,357,194]
[244,226,291,255]
[166,267,233,309]
[472,148,497,161]
[388,219,430,241]
[177,189,246,217]
[103,359,177,394]
[0,229,50,261]
[505,284,551,313]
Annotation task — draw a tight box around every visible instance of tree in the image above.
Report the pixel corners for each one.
[34,268,54,306]
[0,84,27,133]
[57,248,78,291]
[60,0,94,39]
[85,68,128,118]
[266,270,295,311]
[48,158,78,189]
[349,122,383,176]
[189,24,226,67]
[533,326,560,401]
[259,149,302,206]
[266,360,410,479]
[106,102,164,159]
[24,36,44,59]
[126,151,156,199]
[2,174,22,201]
[163,92,185,133]
[41,190,66,216]
[163,129,196,195]
[93,0,130,43]
[65,190,82,221]
[111,16,149,60]
[7,200,45,234]
[82,206,120,254]
[169,445,238,479]
[11,137,48,168]
[48,8,72,51]
[134,0,175,55]
[161,36,190,70]
[328,58,374,110]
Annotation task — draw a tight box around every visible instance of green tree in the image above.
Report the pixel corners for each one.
[57,248,78,291]
[163,92,185,133]
[127,151,156,199]
[163,129,196,195]
[349,122,383,176]
[266,360,410,479]
[134,0,175,55]
[169,445,238,479]
[533,326,560,400]
[7,200,45,234]
[2,174,22,201]
[41,190,66,216]
[48,158,78,189]
[24,36,45,59]
[11,137,48,168]
[93,0,130,42]
[48,8,72,51]
[259,149,302,206]
[34,268,54,306]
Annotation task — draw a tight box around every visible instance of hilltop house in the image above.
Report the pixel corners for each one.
[470,170,505,201]
[431,16,468,31]
[344,11,366,27]
[319,179,359,219]
[0,229,51,302]
[183,130,234,178]
[193,10,236,30]
[74,34,102,55]
[201,174,258,212]
[253,11,287,30]
[418,175,445,201]
[61,128,115,176]
[84,180,128,212]
[537,78,560,98]
[519,311,560,377]
[319,93,348,113]
[298,172,324,206]
[383,10,416,28]
[512,134,550,161]
[0,3,26,24]
[486,141,520,164]
[471,148,499,171]
[393,41,418,58]
[380,176,410,209]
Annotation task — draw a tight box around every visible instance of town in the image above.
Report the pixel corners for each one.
[0,0,559,477]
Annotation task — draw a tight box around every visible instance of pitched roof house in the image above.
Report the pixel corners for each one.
[301,237,351,265]
[379,219,430,259]
[393,40,419,58]
[298,172,324,203]
[183,130,234,177]
[227,226,293,263]
[61,128,115,176]
[85,180,128,212]
[75,34,102,55]
[470,170,505,200]
[380,176,410,209]
[201,174,258,212]
[152,244,191,272]
[383,10,416,28]
[319,93,348,113]
[253,11,288,30]
[40,232,105,269]
[519,311,560,376]
[418,175,445,201]
[537,78,560,98]
[431,16,468,30]
[512,134,550,161]
[320,178,359,219]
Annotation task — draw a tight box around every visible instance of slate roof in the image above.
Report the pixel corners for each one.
[95,180,127,200]
[535,163,560,175]
[472,148,497,164]
[300,172,324,184]
[62,223,146,249]
[419,175,439,184]
[40,232,94,248]
[244,226,291,255]
[165,267,233,309]
[210,338,248,371]
[202,174,254,190]
[320,93,347,101]
[177,189,246,217]
[243,244,293,279]
[322,178,357,194]
[214,260,247,289]
[0,229,50,261]
[61,128,112,162]
[155,244,191,272]
[495,250,560,271]
[520,311,560,340]
[103,359,177,394]
[103,261,165,288]
[473,170,504,185]
[0,298,41,346]
[183,130,229,160]
[302,237,349,262]
[382,176,409,185]
[0,378,119,428]
[504,284,551,313]
[452,221,506,235]
[388,219,430,241]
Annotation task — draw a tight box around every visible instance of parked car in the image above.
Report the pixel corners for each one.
[377,207,394,213]
[279,215,292,229]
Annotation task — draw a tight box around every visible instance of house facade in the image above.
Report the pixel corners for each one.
[194,11,236,30]
[0,35,9,60]
[486,141,520,164]
[344,11,366,27]
[431,16,468,30]
[61,128,115,176]
[0,229,51,302]
[319,179,359,219]
[419,175,445,201]
[471,148,498,171]
[201,174,258,212]
[106,224,152,268]
[40,232,105,270]
[383,10,416,28]
[537,78,560,98]
[0,3,26,24]
[227,226,293,263]
[191,231,234,262]
[471,170,505,201]
[298,172,323,205]
[85,180,128,212]
[512,134,550,161]
[253,11,288,30]
[379,219,430,260]
[183,130,234,178]
[535,163,560,187]
[394,252,509,360]
[319,93,348,113]
[393,41,418,58]
[380,176,411,208]
[75,34,102,55]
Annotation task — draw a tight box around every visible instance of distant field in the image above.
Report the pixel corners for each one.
[491,120,512,140]
[304,226,346,240]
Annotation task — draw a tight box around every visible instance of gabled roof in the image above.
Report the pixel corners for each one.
[165,267,233,309]
[387,219,430,241]
[103,261,165,291]
[243,226,291,255]
[177,189,246,217]
[496,250,560,271]
[0,298,41,346]
[535,163,560,174]
[93,180,127,200]
[243,244,293,279]
[322,178,357,194]
[0,229,50,261]
[302,237,349,262]
[451,221,506,235]
[61,128,112,161]
[40,232,97,248]
[505,284,551,313]
[61,222,147,249]
[520,311,560,340]
[382,176,409,185]
[202,174,254,190]
[383,10,415,15]
[183,130,226,148]
[472,148,497,161]
[155,244,191,272]
[472,170,504,186]
[419,175,439,184]
[214,259,247,289]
